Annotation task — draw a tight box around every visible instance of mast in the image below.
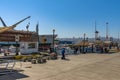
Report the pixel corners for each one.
[106,22,109,41]
[95,21,99,40]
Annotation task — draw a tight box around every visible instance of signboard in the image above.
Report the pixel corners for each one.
[15,35,19,42]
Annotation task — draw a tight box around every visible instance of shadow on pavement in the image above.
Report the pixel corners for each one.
[0,70,29,80]
[61,58,70,61]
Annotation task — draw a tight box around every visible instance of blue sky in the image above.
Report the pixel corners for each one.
[0,0,120,38]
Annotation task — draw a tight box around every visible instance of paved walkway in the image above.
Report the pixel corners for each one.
[0,53,120,80]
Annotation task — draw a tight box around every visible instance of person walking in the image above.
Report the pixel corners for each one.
[61,48,65,59]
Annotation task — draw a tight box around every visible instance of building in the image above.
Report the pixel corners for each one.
[0,16,39,54]
[38,35,57,51]
[0,30,38,54]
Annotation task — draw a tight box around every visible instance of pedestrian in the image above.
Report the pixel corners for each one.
[75,47,78,54]
[47,48,50,53]
[61,48,65,59]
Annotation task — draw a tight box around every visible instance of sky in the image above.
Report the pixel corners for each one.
[0,0,120,38]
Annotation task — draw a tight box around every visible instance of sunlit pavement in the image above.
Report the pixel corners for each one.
[1,52,120,80]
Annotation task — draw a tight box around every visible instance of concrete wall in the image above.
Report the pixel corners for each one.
[20,42,38,54]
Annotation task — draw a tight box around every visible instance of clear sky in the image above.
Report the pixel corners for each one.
[0,0,120,38]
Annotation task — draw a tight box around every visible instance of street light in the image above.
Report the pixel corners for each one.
[53,29,55,52]
[83,33,86,53]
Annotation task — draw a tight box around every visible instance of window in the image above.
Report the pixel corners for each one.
[28,43,36,49]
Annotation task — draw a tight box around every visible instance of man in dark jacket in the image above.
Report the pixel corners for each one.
[61,48,65,59]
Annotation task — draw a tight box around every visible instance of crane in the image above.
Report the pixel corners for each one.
[0,17,7,27]
[0,16,31,33]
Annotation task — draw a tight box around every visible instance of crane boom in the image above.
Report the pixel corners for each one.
[12,16,31,27]
[0,16,31,33]
[0,17,7,27]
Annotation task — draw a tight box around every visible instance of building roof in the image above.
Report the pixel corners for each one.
[39,34,57,38]
[4,30,37,34]
[74,41,89,46]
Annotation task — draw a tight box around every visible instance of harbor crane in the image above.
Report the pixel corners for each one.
[0,17,7,27]
[0,16,31,33]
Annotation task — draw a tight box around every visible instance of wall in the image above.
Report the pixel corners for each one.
[20,42,38,54]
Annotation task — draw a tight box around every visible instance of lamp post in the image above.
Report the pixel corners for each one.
[53,29,55,52]
[83,33,86,53]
